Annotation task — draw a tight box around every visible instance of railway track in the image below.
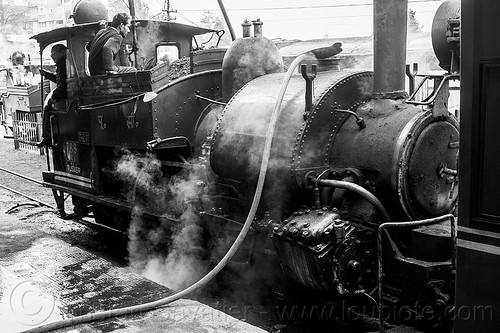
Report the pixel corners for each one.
[0,166,56,211]
[0,165,129,235]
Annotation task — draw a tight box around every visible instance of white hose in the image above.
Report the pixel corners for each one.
[22,55,310,333]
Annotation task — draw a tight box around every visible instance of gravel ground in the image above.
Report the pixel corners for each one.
[0,126,128,265]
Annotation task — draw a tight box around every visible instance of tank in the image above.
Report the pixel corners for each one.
[211,70,373,217]
[210,69,458,220]
[72,0,109,24]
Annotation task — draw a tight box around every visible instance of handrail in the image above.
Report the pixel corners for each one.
[377,214,456,332]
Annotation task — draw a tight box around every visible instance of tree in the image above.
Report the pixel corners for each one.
[198,10,231,47]
[408,8,422,33]
[0,0,34,34]
[199,10,225,31]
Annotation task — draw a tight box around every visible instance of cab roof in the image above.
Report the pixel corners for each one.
[31,20,217,51]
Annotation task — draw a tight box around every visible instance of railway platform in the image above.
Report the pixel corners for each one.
[0,210,266,333]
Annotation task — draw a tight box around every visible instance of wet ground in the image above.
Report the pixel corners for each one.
[0,127,423,333]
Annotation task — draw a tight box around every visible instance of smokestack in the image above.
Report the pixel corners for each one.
[373,0,408,94]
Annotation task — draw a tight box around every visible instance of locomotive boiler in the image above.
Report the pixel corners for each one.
[32,0,460,330]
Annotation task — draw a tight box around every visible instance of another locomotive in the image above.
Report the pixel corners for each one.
[32,0,460,329]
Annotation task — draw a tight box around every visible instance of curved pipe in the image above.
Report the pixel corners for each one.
[22,45,309,333]
[312,178,391,222]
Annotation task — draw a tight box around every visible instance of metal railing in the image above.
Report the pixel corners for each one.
[13,110,44,155]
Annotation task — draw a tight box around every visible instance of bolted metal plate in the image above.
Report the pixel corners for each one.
[406,121,459,217]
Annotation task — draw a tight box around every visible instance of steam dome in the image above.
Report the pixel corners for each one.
[72,0,109,24]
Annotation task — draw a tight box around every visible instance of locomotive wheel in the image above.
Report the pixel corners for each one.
[92,204,131,232]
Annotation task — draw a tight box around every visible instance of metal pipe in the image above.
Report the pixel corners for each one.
[194,93,227,106]
[373,0,408,93]
[40,47,51,171]
[376,214,456,332]
[334,108,366,129]
[0,166,44,185]
[128,0,139,67]
[217,0,236,41]
[312,178,391,221]
[39,47,44,120]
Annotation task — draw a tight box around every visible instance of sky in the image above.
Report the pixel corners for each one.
[146,0,446,40]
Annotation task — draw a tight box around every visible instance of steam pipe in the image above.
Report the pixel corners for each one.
[373,0,408,93]
[312,177,391,222]
[333,108,366,130]
[217,0,236,41]
[21,39,311,333]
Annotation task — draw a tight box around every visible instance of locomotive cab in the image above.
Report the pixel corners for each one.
[31,20,225,218]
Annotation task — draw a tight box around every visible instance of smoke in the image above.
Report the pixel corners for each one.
[132,208,208,291]
[112,149,211,291]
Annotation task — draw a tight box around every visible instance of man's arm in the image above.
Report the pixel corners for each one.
[41,70,57,83]
[51,63,67,102]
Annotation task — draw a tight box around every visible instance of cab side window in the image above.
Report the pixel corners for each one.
[156,44,180,67]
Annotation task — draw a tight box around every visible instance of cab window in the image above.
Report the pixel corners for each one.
[157,44,179,66]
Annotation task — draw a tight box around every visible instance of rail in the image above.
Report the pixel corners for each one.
[0,166,44,185]
[0,183,55,210]
[0,166,54,210]
[0,166,128,234]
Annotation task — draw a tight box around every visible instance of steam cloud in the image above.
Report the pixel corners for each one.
[112,150,211,291]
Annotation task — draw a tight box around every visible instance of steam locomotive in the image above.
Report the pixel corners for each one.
[32,0,462,330]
